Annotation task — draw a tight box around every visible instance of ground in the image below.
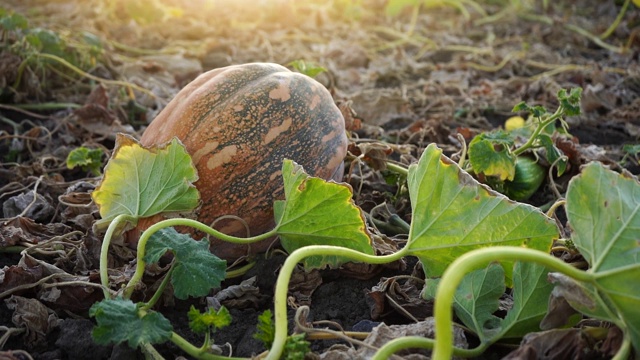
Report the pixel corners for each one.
[0,0,639,359]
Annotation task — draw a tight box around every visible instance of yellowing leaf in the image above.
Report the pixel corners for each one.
[275,160,374,269]
[468,131,517,181]
[92,133,199,225]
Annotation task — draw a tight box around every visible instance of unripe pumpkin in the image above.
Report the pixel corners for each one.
[503,157,546,201]
[137,63,348,260]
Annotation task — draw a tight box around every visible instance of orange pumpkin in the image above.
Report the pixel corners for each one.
[138,63,348,260]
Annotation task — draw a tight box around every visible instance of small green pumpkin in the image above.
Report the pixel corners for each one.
[138,63,348,259]
[503,157,546,201]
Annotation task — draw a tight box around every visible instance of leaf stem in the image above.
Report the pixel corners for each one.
[431,247,593,360]
[265,245,408,360]
[9,102,82,110]
[385,162,409,176]
[169,332,246,360]
[32,53,159,99]
[140,342,165,360]
[225,260,257,279]
[124,218,277,299]
[100,214,138,298]
[512,106,563,156]
[611,334,632,360]
[389,214,411,233]
[372,336,481,360]
[140,264,175,311]
[0,246,26,253]
[599,0,630,40]
[545,199,566,218]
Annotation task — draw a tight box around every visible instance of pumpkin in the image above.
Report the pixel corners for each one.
[503,156,546,201]
[137,62,348,260]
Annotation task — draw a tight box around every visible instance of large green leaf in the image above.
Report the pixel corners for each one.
[144,227,227,300]
[407,144,558,280]
[566,162,640,354]
[92,134,199,226]
[274,160,374,269]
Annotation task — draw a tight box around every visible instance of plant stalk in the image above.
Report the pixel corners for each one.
[99,214,138,298]
[512,106,563,156]
[264,245,408,360]
[431,246,594,360]
[169,332,246,360]
[123,218,277,299]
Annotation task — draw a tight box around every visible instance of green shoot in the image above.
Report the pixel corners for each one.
[188,305,232,334]
[254,309,276,348]
[254,309,311,359]
[66,146,103,176]
[288,60,327,78]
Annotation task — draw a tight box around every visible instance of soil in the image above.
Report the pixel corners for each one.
[1,0,639,359]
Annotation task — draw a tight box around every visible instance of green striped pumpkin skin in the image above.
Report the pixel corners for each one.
[139,63,348,259]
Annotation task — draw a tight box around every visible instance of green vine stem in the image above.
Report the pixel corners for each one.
[371,336,480,360]
[264,245,409,360]
[512,107,564,157]
[600,0,631,40]
[140,265,175,311]
[545,199,566,218]
[428,246,607,360]
[10,102,82,110]
[17,53,158,99]
[123,218,278,299]
[139,306,246,359]
[169,332,246,360]
[385,162,409,176]
[225,260,257,279]
[99,214,138,297]
[140,342,165,360]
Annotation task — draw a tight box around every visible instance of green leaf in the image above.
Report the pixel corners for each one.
[90,298,172,348]
[253,309,275,348]
[454,263,505,340]
[406,144,558,281]
[26,28,67,60]
[66,146,103,175]
[187,305,232,334]
[623,144,640,156]
[566,162,640,354]
[426,263,505,341]
[512,101,547,118]
[144,227,227,300]
[91,133,200,225]
[425,261,554,347]
[0,11,28,31]
[274,160,374,269]
[288,60,327,78]
[468,131,517,181]
[283,333,311,360]
[557,88,582,116]
[537,134,567,176]
[501,261,554,338]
